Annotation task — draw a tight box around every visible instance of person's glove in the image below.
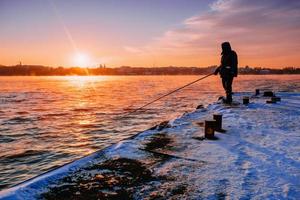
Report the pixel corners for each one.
[214,67,219,75]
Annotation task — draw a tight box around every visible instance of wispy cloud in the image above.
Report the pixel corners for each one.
[130,0,300,67]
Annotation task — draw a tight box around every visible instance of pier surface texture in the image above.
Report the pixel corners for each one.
[1,92,300,199]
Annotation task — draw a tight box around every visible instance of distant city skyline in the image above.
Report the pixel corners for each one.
[1,0,300,68]
[1,64,299,76]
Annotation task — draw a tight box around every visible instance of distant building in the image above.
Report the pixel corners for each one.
[99,64,106,69]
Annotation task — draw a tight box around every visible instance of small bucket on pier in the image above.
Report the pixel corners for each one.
[243,97,250,105]
[205,120,216,139]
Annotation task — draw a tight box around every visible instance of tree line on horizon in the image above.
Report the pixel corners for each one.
[0,65,299,76]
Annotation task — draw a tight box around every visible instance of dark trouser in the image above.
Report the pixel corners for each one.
[222,76,234,103]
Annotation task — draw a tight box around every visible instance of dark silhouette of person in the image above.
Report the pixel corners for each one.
[214,42,238,104]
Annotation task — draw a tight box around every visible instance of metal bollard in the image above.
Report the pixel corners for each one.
[255,89,260,96]
[213,114,222,132]
[243,97,250,105]
[205,120,216,139]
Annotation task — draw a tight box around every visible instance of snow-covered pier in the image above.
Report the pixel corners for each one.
[1,92,300,199]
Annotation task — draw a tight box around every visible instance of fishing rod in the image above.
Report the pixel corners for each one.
[124,73,214,115]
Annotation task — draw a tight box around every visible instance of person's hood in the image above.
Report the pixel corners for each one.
[221,42,232,55]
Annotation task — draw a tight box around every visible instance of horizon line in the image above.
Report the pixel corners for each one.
[1,64,299,70]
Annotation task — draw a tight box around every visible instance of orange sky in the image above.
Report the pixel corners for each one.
[1,0,299,68]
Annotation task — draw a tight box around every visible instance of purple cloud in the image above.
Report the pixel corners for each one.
[144,0,300,67]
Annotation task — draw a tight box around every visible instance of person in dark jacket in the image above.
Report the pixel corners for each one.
[214,42,238,104]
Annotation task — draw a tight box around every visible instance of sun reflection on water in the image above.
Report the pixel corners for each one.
[66,76,108,89]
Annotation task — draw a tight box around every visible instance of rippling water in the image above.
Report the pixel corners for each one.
[0,75,299,189]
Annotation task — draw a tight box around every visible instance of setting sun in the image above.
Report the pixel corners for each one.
[72,53,91,67]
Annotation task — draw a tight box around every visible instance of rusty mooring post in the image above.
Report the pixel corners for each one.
[255,89,260,96]
[205,120,216,139]
[243,97,249,105]
[213,114,222,132]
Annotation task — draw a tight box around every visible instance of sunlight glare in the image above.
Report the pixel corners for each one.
[66,76,109,89]
[73,53,90,67]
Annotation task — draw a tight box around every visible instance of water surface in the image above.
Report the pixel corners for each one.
[0,75,299,189]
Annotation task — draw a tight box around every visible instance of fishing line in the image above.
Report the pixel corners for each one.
[122,73,214,116]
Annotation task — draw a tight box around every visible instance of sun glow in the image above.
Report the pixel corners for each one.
[72,53,91,67]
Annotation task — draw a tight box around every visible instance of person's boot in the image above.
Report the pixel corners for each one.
[222,99,231,104]
[222,98,230,104]
[225,93,232,104]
